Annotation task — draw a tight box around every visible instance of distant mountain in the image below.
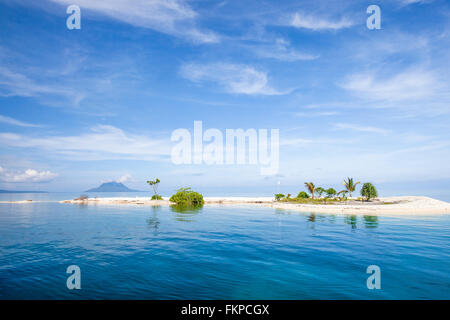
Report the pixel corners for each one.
[85,182,140,192]
[0,190,48,193]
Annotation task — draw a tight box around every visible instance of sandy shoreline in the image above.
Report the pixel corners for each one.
[52,195,450,215]
[1,196,449,215]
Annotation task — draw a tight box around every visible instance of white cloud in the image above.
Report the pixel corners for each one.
[399,0,433,5]
[252,38,318,62]
[333,123,391,135]
[180,63,287,95]
[295,111,339,117]
[0,66,81,102]
[0,114,41,127]
[0,125,171,161]
[116,173,132,183]
[290,12,353,31]
[0,166,58,183]
[48,0,218,43]
[340,69,437,101]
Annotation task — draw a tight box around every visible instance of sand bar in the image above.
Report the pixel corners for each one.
[2,196,449,215]
[53,196,450,215]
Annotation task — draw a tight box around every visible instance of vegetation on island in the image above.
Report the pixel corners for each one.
[343,177,360,198]
[361,183,378,201]
[170,187,204,206]
[304,182,315,199]
[274,178,378,204]
[147,178,162,200]
[275,193,285,201]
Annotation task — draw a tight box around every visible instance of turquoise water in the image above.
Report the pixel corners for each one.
[0,201,449,299]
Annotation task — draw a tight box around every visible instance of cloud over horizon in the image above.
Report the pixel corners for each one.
[0,166,58,183]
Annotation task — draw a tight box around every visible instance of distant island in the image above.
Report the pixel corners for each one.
[0,190,48,193]
[85,181,141,192]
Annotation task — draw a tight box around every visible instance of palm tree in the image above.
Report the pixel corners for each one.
[343,177,360,198]
[304,182,316,199]
[337,190,348,201]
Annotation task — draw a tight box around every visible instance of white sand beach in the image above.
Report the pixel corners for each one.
[51,195,450,216]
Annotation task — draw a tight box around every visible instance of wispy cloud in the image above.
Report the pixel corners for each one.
[0,115,41,127]
[116,173,133,183]
[0,125,171,161]
[333,123,391,135]
[0,166,58,183]
[399,0,433,6]
[295,111,339,117]
[340,68,437,101]
[0,65,82,103]
[251,38,318,62]
[289,12,354,31]
[180,62,289,95]
[48,0,219,43]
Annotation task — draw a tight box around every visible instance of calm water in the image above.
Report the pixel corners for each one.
[0,201,449,299]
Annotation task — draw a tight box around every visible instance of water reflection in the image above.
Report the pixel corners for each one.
[345,215,358,230]
[303,212,379,229]
[363,215,379,228]
[170,205,203,222]
[146,206,162,233]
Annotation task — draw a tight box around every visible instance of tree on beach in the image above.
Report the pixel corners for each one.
[361,183,378,201]
[274,193,285,201]
[297,191,309,199]
[343,177,360,198]
[325,188,337,198]
[147,178,161,199]
[337,190,348,200]
[315,187,326,198]
[304,182,316,199]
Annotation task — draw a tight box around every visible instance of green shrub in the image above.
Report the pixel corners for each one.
[315,187,326,198]
[274,193,285,201]
[325,188,336,198]
[361,183,378,201]
[151,194,163,200]
[170,187,204,206]
[297,191,310,199]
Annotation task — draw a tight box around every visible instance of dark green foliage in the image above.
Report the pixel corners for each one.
[361,183,378,201]
[297,191,310,199]
[151,194,163,200]
[315,187,326,198]
[325,188,337,198]
[274,193,285,201]
[170,187,204,206]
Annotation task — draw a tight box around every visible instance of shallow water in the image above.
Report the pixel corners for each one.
[0,202,449,299]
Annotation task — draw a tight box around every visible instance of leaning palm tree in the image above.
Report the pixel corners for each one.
[343,177,360,198]
[304,182,316,199]
[337,190,349,201]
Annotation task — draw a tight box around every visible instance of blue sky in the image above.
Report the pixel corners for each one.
[0,0,449,195]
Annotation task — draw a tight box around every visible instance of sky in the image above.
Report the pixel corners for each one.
[0,0,449,196]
